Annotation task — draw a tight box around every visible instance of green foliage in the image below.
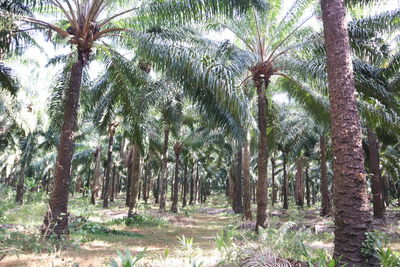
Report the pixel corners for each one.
[361,231,387,258]
[108,214,168,228]
[215,229,236,264]
[108,248,147,267]
[69,217,143,242]
[177,235,203,266]
[0,228,79,259]
[301,246,346,267]
[361,231,400,266]
[378,248,400,267]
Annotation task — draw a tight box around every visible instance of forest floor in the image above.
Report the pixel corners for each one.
[1,193,400,266]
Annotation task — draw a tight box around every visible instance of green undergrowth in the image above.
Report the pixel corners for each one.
[107,214,168,228]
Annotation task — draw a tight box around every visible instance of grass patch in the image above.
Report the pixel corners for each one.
[107,214,168,228]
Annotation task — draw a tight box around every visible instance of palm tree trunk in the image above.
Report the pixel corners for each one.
[367,128,385,219]
[171,144,181,213]
[320,135,330,216]
[126,149,133,206]
[128,144,141,217]
[295,158,304,207]
[110,164,116,202]
[271,157,276,206]
[143,162,149,204]
[255,81,269,232]
[103,124,116,208]
[155,170,160,204]
[189,163,195,205]
[15,154,28,204]
[42,56,84,237]
[182,163,188,207]
[194,163,199,205]
[242,137,252,220]
[321,1,372,264]
[234,147,243,213]
[305,162,311,207]
[159,128,169,212]
[282,152,288,209]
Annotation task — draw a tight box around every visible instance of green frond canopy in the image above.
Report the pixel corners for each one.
[131,31,247,140]
[0,63,19,95]
[136,0,268,28]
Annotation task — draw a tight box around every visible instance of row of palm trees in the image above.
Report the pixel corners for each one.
[1,0,400,266]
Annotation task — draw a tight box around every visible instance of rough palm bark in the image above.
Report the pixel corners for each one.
[159,128,169,212]
[171,143,181,213]
[367,128,385,219]
[128,144,140,217]
[254,78,269,231]
[282,152,289,209]
[320,135,331,216]
[234,147,243,213]
[42,55,85,237]
[103,122,117,208]
[321,0,372,265]
[242,137,252,220]
[295,158,304,207]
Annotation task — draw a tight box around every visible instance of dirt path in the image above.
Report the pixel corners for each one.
[1,206,234,267]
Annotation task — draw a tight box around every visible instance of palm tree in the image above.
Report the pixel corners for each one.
[208,0,319,230]
[320,0,372,265]
[3,0,257,237]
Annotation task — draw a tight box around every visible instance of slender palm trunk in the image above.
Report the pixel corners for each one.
[159,128,169,212]
[126,149,133,206]
[155,170,160,204]
[367,128,385,219]
[110,164,116,202]
[242,137,252,220]
[305,163,311,207]
[182,163,188,207]
[282,152,289,209]
[143,163,149,204]
[321,1,372,264]
[295,158,304,207]
[271,157,276,206]
[15,158,28,204]
[320,135,330,216]
[189,163,195,205]
[171,144,181,213]
[128,144,140,217]
[103,124,116,208]
[234,147,243,213]
[255,80,269,231]
[42,55,85,237]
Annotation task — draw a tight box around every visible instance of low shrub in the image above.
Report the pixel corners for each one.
[108,214,167,228]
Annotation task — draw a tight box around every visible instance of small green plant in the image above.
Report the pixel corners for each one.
[301,246,346,267]
[361,231,387,258]
[378,248,400,267]
[177,235,202,265]
[108,214,167,228]
[69,216,142,241]
[108,248,147,267]
[215,229,236,263]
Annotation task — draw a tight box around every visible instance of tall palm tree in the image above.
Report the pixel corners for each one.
[208,0,317,230]
[4,0,258,236]
[320,0,372,265]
